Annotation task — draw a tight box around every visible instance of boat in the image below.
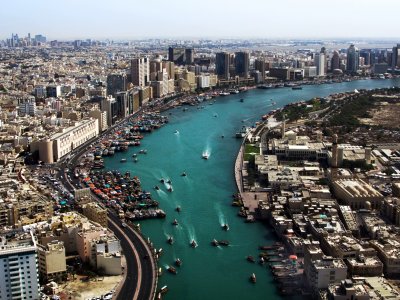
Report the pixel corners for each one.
[219,92,230,96]
[139,149,147,154]
[158,267,163,276]
[160,178,165,183]
[246,255,255,263]
[292,86,302,90]
[160,285,168,294]
[240,98,244,102]
[175,258,182,267]
[167,236,174,245]
[120,158,127,163]
[174,130,179,134]
[221,135,224,138]
[172,219,178,226]
[154,186,160,190]
[250,273,256,283]
[190,240,198,248]
[167,266,177,274]
[202,152,209,159]
[181,172,187,177]
[134,158,138,163]
[175,206,181,213]
[132,153,137,157]
[218,240,230,246]
[211,239,219,246]
[167,186,173,192]
[222,224,229,231]
[166,179,172,184]
[235,126,249,138]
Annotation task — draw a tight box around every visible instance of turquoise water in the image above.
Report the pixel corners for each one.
[105,78,400,300]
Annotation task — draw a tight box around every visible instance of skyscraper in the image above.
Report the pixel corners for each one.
[234,51,250,78]
[346,44,360,74]
[215,52,230,79]
[391,44,400,69]
[185,48,194,65]
[168,47,185,65]
[314,47,326,76]
[331,50,340,71]
[106,73,127,97]
[131,58,149,87]
[255,58,266,81]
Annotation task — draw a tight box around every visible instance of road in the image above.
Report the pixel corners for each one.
[52,109,157,300]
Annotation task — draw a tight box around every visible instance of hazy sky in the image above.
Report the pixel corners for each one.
[1,0,400,40]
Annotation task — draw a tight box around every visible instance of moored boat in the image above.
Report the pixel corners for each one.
[250,273,256,283]
[175,258,182,267]
[120,158,127,163]
[246,255,255,263]
[167,266,177,274]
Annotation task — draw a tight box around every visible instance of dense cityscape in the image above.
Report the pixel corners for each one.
[2,17,400,300]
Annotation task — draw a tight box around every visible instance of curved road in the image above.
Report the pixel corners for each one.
[54,111,157,300]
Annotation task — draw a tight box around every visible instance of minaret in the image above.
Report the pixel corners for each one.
[281,117,286,138]
[331,134,338,180]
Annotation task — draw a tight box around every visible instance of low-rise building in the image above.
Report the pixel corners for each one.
[82,202,107,228]
[37,241,67,282]
[308,258,347,290]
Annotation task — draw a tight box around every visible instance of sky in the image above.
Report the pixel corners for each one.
[1,0,400,40]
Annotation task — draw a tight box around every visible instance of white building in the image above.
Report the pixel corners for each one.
[0,232,40,300]
[51,118,99,161]
[197,75,210,89]
[314,52,326,76]
[309,258,347,290]
[18,99,37,116]
[131,57,150,87]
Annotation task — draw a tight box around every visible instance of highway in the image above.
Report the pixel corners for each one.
[52,110,157,300]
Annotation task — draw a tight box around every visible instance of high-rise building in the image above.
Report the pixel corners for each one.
[331,50,340,71]
[185,48,194,65]
[131,58,149,87]
[346,44,360,74]
[168,47,185,65]
[106,74,127,97]
[215,52,230,79]
[234,51,250,78]
[0,232,40,300]
[314,47,326,76]
[255,59,266,81]
[391,44,400,69]
[360,49,371,66]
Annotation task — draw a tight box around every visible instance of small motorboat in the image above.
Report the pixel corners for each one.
[246,255,255,263]
[172,219,178,226]
[134,158,138,163]
[259,257,265,265]
[167,266,177,274]
[174,130,179,134]
[167,236,174,245]
[211,239,219,247]
[132,153,137,157]
[176,206,181,213]
[120,158,127,163]
[167,179,172,184]
[160,178,165,183]
[181,172,187,177]
[167,186,173,192]
[240,98,244,102]
[202,153,209,160]
[175,258,182,267]
[222,224,229,231]
[218,240,230,246]
[221,135,224,138]
[190,240,198,248]
[154,186,160,190]
[250,273,256,283]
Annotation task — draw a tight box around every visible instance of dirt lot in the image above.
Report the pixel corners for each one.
[57,275,122,300]
[360,102,400,128]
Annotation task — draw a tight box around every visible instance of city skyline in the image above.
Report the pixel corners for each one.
[1,0,400,40]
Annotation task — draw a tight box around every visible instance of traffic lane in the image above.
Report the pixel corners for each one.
[109,220,138,300]
[109,214,155,300]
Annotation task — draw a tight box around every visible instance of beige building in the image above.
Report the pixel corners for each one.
[88,108,108,133]
[332,179,383,210]
[369,239,400,276]
[37,241,67,282]
[131,57,149,87]
[32,118,99,163]
[91,235,122,275]
[308,258,347,290]
[82,202,107,228]
[327,280,370,300]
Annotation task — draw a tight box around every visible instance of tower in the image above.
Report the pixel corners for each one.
[281,118,286,138]
[131,58,149,87]
[346,44,360,74]
[331,50,340,71]
[216,52,230,79]
[331,134,339,180]
[234,51,250,78]
[314,47,326,76]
